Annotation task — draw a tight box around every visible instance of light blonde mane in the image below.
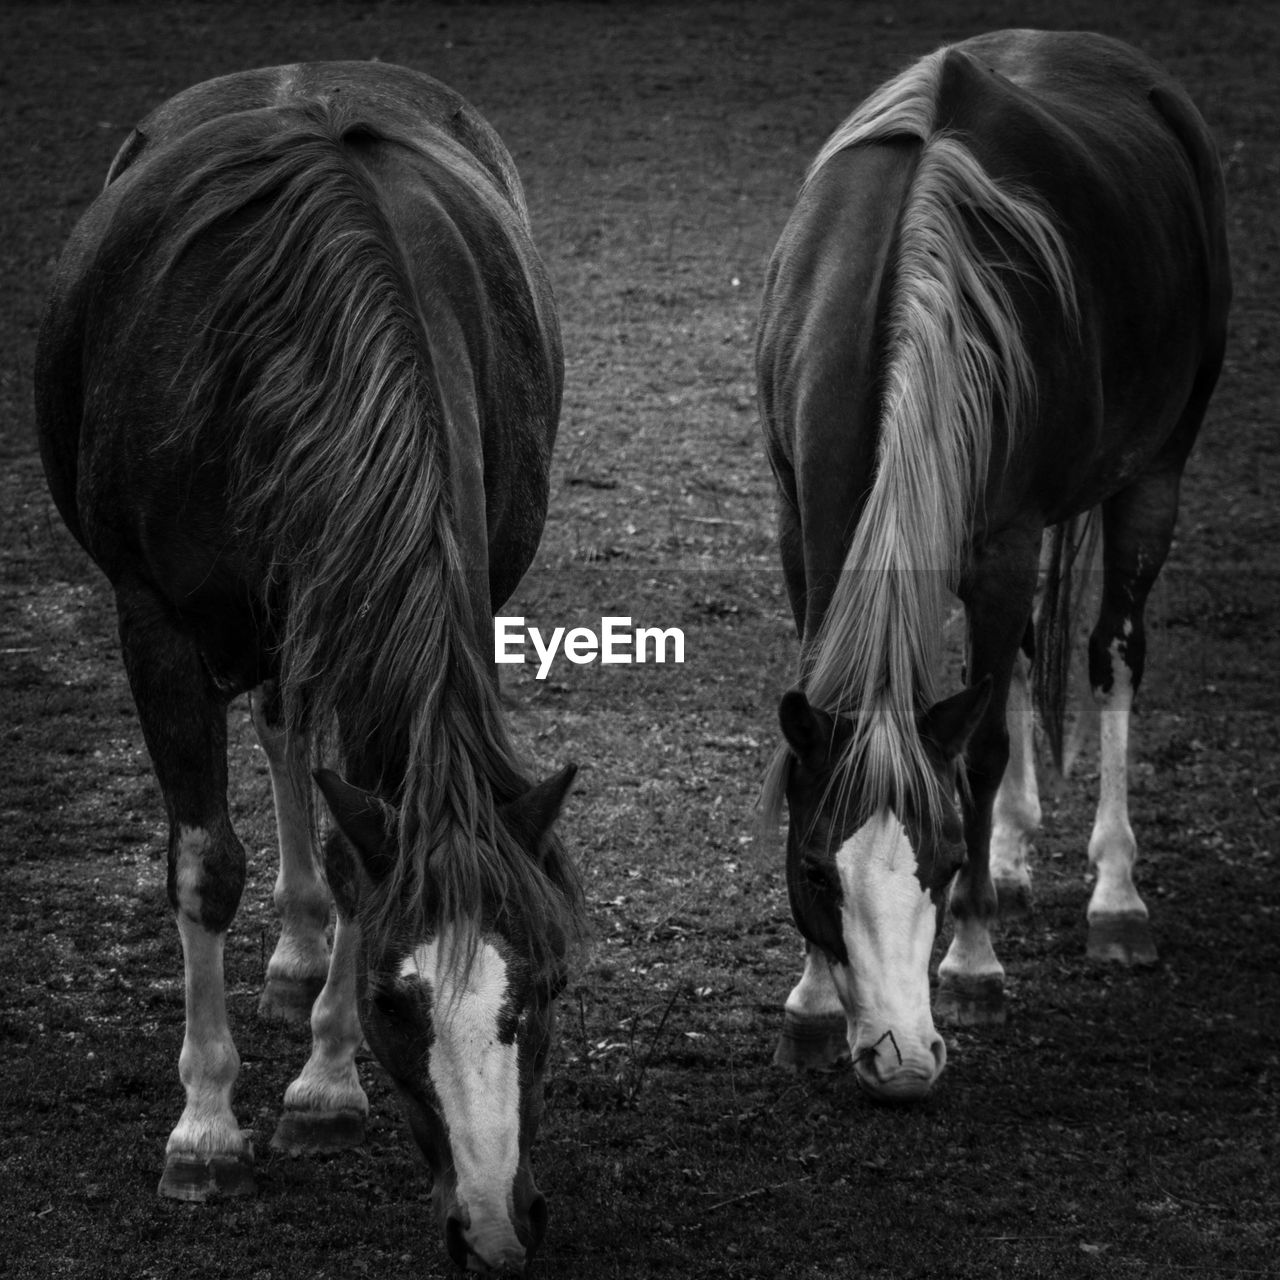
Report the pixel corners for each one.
[765,46,1077,827]
[149,99,581,971]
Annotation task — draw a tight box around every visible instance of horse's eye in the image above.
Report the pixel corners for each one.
[803,859,836,892]
[372,986,402,1018]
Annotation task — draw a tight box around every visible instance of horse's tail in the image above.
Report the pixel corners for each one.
[1033,509,1102,777]
[764,46,1077,828]
[149,102,580,966]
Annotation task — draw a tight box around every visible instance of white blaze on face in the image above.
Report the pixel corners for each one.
[399,935,521,1250]
[832,812,944,1090]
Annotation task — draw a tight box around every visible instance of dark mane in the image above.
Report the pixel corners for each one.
[146,98,582,968]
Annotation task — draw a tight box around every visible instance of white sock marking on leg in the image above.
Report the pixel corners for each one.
[168,913,244,1156]
[1089,641,1145,919]
[282,916,368,1115]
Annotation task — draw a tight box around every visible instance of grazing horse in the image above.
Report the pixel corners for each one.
[36,62,583,1273]
[757,31,1230,1098]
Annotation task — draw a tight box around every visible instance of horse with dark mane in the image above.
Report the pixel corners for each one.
[757,31,1230,1099]
[36,62,582,1274]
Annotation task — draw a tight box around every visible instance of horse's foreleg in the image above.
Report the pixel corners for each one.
[166,900,253,1198]
[1083,478,1175,966]
[116,584,253,1199]
[989,644,1040,916]
[774,497,851,1071]
[249,685,330,1025]
[938,541,1039,1026]
[271,914,368,1153]
[937,876,1007,1027]
[775,942,850,1071]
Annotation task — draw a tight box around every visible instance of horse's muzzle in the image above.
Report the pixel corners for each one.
[852,1030,946,1101]
[443,1187,546,1275]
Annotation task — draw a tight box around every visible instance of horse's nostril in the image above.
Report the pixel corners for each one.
[445,1206,530,1275]
[526,1191,548,1250]
[445,1213,470,1271]
[857,1054,884,1085]
[930,1035,947,1075]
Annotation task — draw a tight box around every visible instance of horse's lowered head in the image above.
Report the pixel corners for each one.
[316,764,579,1275]
[775,680,989,1101]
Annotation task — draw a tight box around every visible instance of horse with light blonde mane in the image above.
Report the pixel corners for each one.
[757,30,1230,1100]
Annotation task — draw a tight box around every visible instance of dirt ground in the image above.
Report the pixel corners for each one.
[2,2,1277,1277]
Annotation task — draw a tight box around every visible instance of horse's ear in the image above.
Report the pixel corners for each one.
[919,677,992,760]
[503,763,577,861]
[314,769,396,916]
[779,689,834,772]
[104,127,147,187]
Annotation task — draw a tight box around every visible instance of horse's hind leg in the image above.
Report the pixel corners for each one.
[115,582,253,1199]
[1084,475,1180,966]
[989,635,1040,917]
[249,685,330,1025]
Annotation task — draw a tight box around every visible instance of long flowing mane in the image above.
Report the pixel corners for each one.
[763,47,1077,827]
[146,99,581,965]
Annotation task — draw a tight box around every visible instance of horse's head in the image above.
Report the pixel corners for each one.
[775,680,989,1101]
[315,765,578,1275]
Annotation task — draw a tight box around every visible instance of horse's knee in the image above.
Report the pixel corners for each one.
[168,821,246,932]
[966,723,1011,800]
[249,682,292,761]
[1089,611,1147,696]
[949,867,998,922]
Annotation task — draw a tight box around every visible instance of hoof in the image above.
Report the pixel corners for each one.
[935,975,1007,1027]
[994,879,1033,919]
[271,1107,366,1156]
[774,1011,850,1071]
[258,974,325,1026]
[159,1145,256,1201]
[1087,913,1158,966]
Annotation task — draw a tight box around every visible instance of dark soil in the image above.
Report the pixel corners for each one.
[2,3,1277,1278]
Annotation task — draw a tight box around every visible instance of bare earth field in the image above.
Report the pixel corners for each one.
[2,3,1277,1277]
